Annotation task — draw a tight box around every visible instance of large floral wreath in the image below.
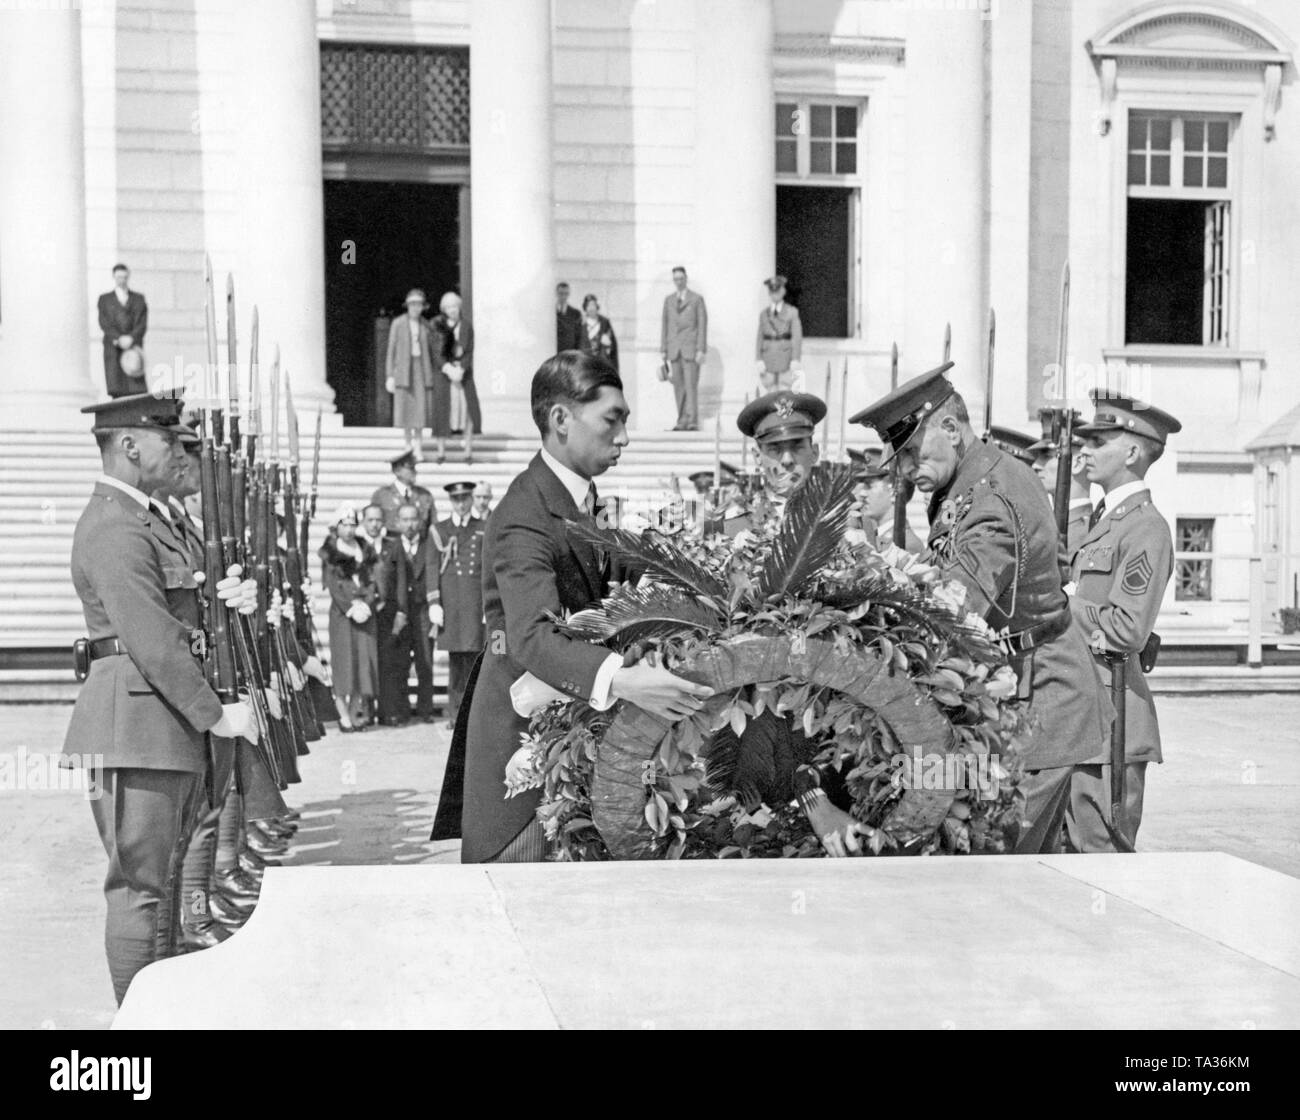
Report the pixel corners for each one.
[508,464,1030,861]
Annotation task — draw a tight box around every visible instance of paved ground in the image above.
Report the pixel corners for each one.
[1,694,1297,1029]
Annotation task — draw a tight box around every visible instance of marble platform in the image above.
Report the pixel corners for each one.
[114,853,1300,1029]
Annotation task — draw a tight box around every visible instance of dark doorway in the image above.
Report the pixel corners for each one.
[1125,197,1206,345]
[323,180,463,426]
[776,185,853,338]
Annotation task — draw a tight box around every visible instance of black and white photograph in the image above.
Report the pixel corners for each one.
[0,0,1296,1076]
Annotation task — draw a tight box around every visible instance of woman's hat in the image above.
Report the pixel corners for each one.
[404,289,427,306]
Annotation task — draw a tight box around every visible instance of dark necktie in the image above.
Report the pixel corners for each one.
[1088,499,1106,531]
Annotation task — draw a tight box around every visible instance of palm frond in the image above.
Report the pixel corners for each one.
[566,520,729,604]
[559,583,724,650]
[754,463,858,603]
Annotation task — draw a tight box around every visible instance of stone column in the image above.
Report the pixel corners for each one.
[233,0,334,412]
[694,0,775,423]
[469,0,556,435]
[903,6,988,410]
[0,7,94,424]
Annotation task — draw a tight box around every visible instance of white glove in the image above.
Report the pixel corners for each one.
[385,377,395,394]
[790,360,802,374]
[281,596,295,622]
[302,655,327,684]
[441,362,457,376]
[285,662,305,691]
[216,569,258,615]
[428,604,444,629]
[347,600,372,625]
[265,589,282,629]
[263,684,283,722]
[211,700,259,743]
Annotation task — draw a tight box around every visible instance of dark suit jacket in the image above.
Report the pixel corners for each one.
[371,536,408,619]
[62,482,221,773]
[97,290,148,349]
[444,453,612,862]
[396,534,434,612]
[557,305,583,352]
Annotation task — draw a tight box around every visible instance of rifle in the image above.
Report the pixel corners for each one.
[1052,264,1073,545]
[942,322,951,364]
[982,307,996,440]
[1104,651,1131,849]
[889,340,910,548]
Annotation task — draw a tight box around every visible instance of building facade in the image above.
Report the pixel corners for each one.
[0,0,1297,626]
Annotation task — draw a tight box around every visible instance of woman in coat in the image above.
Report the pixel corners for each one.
[578,293,619,371]
[431,291,480,465]
[319,504,380,731]
[385,288,438,459]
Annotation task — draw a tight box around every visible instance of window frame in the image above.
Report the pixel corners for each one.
[773,96,865,339]
[1115,97,1246,350]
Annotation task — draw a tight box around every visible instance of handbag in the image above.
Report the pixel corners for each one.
[658,357,672,383]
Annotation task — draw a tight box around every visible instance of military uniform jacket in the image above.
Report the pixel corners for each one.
[1069,488,1172,764]
[430,516,486,653]
[371,481,436,539]
[925,441,1112,770]
[62,482,222,773]
[755,303,802,373]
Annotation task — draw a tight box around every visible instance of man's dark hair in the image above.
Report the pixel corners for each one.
[531,351,623,436]
[671,266,686,276]
[362,503,383,519]
[94,429,120,454]
[556,281,569,291]
[396,502,420,518]
[112,263,128,274]
[932,390,971,425]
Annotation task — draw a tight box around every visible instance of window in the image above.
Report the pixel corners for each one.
[773,99,862,339]
[1176,517,1214,601]
[1125,111,1234,346]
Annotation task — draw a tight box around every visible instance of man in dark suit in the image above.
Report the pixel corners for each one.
[371,450,437,539]
[372,508,411,725]
[62,394,257,1002]
[429,482,486,727]
[660,266,708,430]
[555,281,583,352]
[96,263,149,398]
[394,501,436,721]
[851,366,1113,854]
[431,351,714,862]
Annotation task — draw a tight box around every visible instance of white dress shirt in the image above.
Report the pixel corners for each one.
[537,448,620,709]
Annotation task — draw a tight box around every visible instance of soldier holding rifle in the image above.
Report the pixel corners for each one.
[61,394,259,1003]
[1066,393,1180,851]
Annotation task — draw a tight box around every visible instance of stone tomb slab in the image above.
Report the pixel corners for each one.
[113,853,1300,1029]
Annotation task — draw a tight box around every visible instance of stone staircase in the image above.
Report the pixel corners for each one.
[0,424,804,697]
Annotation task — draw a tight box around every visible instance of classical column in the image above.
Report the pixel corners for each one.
[694,0,775,422]
[0,7,94,423]
[903,6,988,409]
[469,0,555,435]
[233,0,334,412]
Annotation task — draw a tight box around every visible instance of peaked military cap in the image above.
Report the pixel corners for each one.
[1026,406,1084,455]
[444,481,476,497]
[847,447,890,480]
[390,450,418,470]
[1076,391,1182,446]
[689,462,739,490]
[987,425,1038,466]
[849,362,955,449]
[738,391,826,444]
[81,392,193,436]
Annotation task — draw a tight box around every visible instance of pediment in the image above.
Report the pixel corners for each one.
[1088,2,1292,65]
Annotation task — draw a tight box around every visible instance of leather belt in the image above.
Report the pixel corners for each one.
[763,333,792,341]
[1001,609,1071,657]
[88,636,127,660]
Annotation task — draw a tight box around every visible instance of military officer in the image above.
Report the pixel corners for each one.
[63,394,257,1002]
[1066,393,1181,851]
[847,449,923,553]
[430,482,487,727]
[371,450,437,539]
[754,275,803,391]
[1028,408,1092,558]
[850,365,1113,853]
